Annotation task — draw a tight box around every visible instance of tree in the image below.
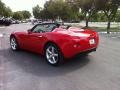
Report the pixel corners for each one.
[78,13,85,21]
[32,0,79,21]
[3,7,12,17]
[32,5,42,19]
[72,0,98,27]
[0,0,13,18]
[12,10,31,20]
[0,0,5,17]
[90,11,108,22]
[97,0,120,33]
[21,10,31,19]
[13,11,23,20]
[43,0,78,21]
[44,0,65,20]
[115,10,120,22]
[81,0,97,27]
[66,0,79,20]
[32,4,51,20]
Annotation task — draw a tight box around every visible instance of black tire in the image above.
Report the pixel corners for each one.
[45,43,64,66]
[10,36,19,51]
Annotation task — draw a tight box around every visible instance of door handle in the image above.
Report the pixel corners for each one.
[38,36,43,38]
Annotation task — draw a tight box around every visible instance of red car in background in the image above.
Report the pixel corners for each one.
[10,23,99,66]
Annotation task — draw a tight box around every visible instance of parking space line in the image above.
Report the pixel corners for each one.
[98,32,120,34]
[111,37,117,38]
[111,36,120,39]
[0,27,5,29]
[0,34,3,37]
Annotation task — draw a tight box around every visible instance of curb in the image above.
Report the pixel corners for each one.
[98,32,120,34]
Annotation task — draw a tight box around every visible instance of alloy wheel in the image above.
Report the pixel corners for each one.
[10,37,17,50]
[46,46,59,64]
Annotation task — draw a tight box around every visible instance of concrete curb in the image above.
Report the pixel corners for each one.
[98,32,120,34]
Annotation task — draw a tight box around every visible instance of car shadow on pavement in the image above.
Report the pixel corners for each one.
[1,48,91,77]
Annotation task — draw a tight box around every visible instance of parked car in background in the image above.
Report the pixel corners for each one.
[32,19,42,25]
[11,20,21,24]
[0,18,12,26]
[21,20,28,23]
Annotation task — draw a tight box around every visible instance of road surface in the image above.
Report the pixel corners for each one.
[0,24,120,90]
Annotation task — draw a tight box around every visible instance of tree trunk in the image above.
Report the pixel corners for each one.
[86,20,89,28]
[107,21,111,34]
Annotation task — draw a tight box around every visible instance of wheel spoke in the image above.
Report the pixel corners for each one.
[51,47,55,53]
[52,56,56,63]
[13,42,16,46]
[11,41,13,45]
[12,39,15,43]
[53,53,58,57]
[47,49,52,54]
[49,55,53,59]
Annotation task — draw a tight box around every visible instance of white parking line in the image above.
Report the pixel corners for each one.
[98,32,107,34]
[111,36,120,39]
[111,37,117,38]
[0,27,5,29]
[0,34,3,37]
[99,32,120,34]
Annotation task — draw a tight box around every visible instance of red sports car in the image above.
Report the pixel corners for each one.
[10,23,99,66]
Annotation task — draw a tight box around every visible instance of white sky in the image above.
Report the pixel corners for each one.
[2,0,48,13]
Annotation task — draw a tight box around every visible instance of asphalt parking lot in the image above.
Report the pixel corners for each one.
[0,24,120,90]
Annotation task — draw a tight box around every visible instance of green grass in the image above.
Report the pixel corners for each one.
[89,27,120,32]
[67,24,120,32]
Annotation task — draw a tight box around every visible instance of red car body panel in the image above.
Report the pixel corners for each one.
[11,27,99,58]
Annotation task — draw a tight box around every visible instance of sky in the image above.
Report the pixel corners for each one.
[2,0,48,13]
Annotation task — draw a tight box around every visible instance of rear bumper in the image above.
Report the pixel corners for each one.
[63,47,97,59]
[77,48,96,55]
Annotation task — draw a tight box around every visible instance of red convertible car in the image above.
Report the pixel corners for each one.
[10,23,99,66]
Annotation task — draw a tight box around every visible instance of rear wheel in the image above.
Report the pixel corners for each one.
[10,36,19,51]
[45,43,64,66]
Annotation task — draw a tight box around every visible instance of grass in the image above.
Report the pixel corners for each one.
[65,23,120,32]
[91,27,120,32]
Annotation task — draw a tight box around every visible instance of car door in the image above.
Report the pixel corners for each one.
[25,24,46,53]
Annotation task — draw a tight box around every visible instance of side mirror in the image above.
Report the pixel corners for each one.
[27,29,32,34]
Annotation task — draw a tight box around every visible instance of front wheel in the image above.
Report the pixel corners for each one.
[45,44,64,66]
[10,36,19,51]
